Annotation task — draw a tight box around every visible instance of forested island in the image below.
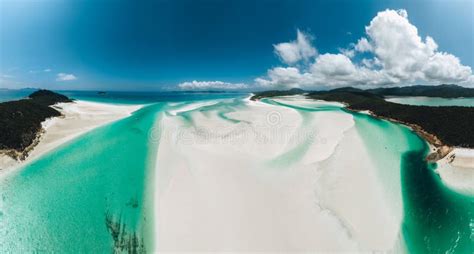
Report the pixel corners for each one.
[0,90,72,159]
[366,84,474,98]
[251,85,474,153]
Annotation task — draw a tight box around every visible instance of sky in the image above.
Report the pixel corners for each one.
[0,0,473,91]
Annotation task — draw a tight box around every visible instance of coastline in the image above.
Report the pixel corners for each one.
[435,148,474,194]
[255,95,473,194]
[320,100,474,193]
[0,100,143,178]
[153,96,405,251]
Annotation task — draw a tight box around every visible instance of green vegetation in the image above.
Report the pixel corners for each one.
[251,85,474,148]
[250,88,305,100]
[308,91,474,148]
[0,90,72,157]
[250,84,474,101]
[28,89,72,106]
[367,84,474,98]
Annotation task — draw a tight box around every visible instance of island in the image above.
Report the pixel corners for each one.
[366,84,474,98]
[0,90,72,159]
[251,85,474,160]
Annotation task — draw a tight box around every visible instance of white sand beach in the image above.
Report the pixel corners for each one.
[436,148,474,195]
[153,96,403,252]
[0,100,142,177]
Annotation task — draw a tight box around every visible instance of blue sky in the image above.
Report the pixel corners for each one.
[0,0,473,90]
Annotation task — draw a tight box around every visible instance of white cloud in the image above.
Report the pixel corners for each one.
[273,29,317,65]
[460,75,474,87]
[422,52,472,83]
[361,58,381,68]
[397,9,408,18]
[1,74,14,78]
[56,73,77,81]
[365,9,471,82]
[339,48,355,58]
[256,9,473,89]
[311,54,356,76]
[256,67,315,89]
[29,68,52,74]
[256,55,396,88]
[354,37,372,52]
[178,80,248,90]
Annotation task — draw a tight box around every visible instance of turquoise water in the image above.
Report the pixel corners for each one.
[0,89,34,102]
[0,92,246,252]
[261,98,345,168]
[0,92,473,252]
[386,96,474,107]
[0,89,246,105]
[263,99,474,253]
[352,111,474,253]
[0,104,164,252]
[60,90,247,105]
[199,98,248,124]
[400,147,474,253]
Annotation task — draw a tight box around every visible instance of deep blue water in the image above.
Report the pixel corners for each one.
[0,89,35,102]
[59,90,248,104]
[0,89,249,105]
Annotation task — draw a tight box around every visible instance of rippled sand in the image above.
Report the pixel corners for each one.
[153,96,405,252]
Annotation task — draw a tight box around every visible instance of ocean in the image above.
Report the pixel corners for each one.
[0,91,472,253]
[386,96,474,107]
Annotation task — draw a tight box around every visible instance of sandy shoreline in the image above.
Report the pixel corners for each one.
[0,100,142,177]
[342,101,474,193]
[153,96,404,252]
[1,94,471,250]
[435,148,474,194]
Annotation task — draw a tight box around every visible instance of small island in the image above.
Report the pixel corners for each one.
[0,90,73,159]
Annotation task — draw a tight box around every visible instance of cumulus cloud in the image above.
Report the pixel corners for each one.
[273,29,317,65]
[422,52,472,83]
[354,38,372,53]
[339,48,355,58]
[311,54,356,76]
[178,80,249,90]
[256,9,473,89]
[56,73,77,81]
[256,67,314,89]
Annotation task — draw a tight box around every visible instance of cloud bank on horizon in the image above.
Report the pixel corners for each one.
[56,73,77,82]
[181,9,473,90]
[178,80,248,90]
[256,9,473,89]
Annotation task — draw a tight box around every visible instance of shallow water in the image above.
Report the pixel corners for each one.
[261,98,345,168]
[352,111,474,253]
[266,99,474,253]
[60,90,247,105]
[0,93,473,252]
[0,89,33,102]
[386,96,474,107]
[401,148,474,253]
[0,104,163,252]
